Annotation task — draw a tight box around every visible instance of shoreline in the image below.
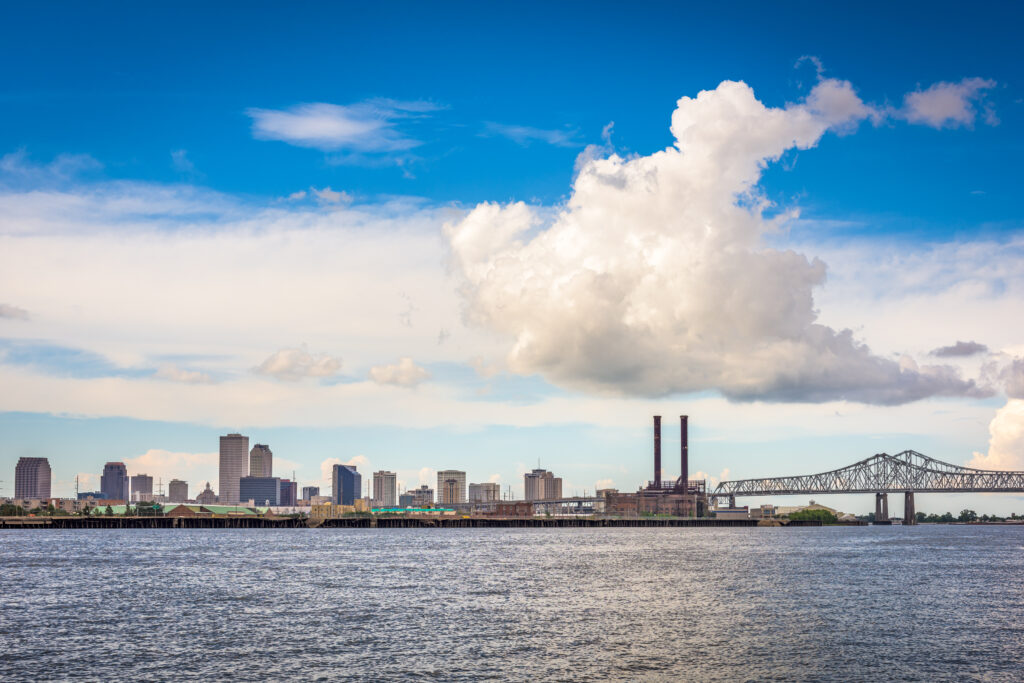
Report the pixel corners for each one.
[0,516,826,529]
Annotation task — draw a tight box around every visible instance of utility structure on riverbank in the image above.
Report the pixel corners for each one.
[605,416,708,517]
[710,450,1024,524]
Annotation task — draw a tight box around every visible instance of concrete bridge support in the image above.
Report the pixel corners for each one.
[875,492,889,522]
[904,491,916,525]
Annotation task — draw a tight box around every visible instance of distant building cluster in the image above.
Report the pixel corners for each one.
[6,433,583,519]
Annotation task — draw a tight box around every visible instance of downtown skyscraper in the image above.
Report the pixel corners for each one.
[219,433,249,505]
[14,457,51,499]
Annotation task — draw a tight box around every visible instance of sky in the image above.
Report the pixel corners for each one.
[2,2,1024,514]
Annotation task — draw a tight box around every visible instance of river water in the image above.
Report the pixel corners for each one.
[1,525,1022,681]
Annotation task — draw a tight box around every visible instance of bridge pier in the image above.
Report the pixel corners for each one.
[904,491,916,525]
[875,492,889,522]
[728,494,736,509]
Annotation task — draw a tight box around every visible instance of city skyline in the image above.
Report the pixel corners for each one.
[1,3,1023,515]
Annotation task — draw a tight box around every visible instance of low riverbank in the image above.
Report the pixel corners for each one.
[0,516,824,529]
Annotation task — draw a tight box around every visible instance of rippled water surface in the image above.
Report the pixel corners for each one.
[2,526,1023,681]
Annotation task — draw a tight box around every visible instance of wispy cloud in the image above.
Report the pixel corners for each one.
[254,347,343,382]
[247,99,441,153]
[931,340,988,358]
[483,122,581,147]
[369,357,430,388]
[0,304,29,321]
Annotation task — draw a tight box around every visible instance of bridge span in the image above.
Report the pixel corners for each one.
[710,450,1024,524]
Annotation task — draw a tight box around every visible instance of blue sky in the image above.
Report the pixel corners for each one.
[2,2,1024,514]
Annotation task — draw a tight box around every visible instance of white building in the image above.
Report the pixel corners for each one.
[437,470,467,505]
[373,471,397,507]
[218,434,249,505]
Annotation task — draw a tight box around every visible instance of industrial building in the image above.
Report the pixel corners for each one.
[14,457,51,499]
[468,482,500,503]
[605,416,708,517]
[399,485,434,507]
[302,486,319,501]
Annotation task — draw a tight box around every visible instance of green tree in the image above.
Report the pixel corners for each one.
[104,505,113,516]
[915,511,926,523]
[0,502,23,516]
[939,512,954,523]
[958,509,978,522]
[81,505,91,517]
[788,509,838,524]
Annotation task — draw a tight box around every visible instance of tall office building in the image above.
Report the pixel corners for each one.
[219,433,249,505]
[437,470,467,505]
[130,474,154,502]
[373,471,397,507]
[249,444,273,478]
[168,479,188,503]
[301,486,319,501]
[524,469,563,501]
[469,482,500,503]
[101,462,129,501]
[331,464,361,506]
[240,476,281,506]
[279,479,297,506]
[14,457,51,499]
[399,485,433,507]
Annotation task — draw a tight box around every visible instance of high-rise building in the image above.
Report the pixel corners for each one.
[14,457,51,499]
[101,462,129,501]
[437,470,467,505]
[219,434,249,505]
[196,482,217,505]
[130,474,154,502]
[301,486,319,501]
[332,464,361,506]
[240,476,281,506]
[469,482,500,503]
[168,479,188,503]
[279,479,297,506]
[399,485,433,507]
[373,471,397,507]
[249,444,273,478]
[524,469,563,501]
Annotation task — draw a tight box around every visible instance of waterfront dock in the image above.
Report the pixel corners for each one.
[0,515,822,529]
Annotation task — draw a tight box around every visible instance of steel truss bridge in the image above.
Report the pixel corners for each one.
[709,450,1024,524]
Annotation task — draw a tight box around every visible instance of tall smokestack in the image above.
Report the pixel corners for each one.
[653,416,662,488]
[680,415,688,491]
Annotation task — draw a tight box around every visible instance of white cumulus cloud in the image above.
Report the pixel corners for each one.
[255,347,343,382]
[968,400,1024,471]
[899,77,998,129]
[445,79,984,404]
[369,357,430,387]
